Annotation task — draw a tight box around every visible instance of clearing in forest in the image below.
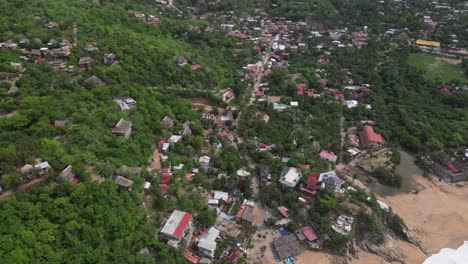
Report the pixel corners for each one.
[407,53,467,83]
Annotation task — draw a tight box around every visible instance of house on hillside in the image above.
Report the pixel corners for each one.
[319,171,344,192]
[319,150,337,163]
[220,89,235,103]
[78,57,93,69]
[162,116,174,127]
[112,119,133,139]
[199,155,211,171]
[358,125,384,148]
[57,165,80,185]
[115,175,134,191]
[300,172,320,201]
[116,165,142,177]
[86,75,105,86]
[197,227,220,259]
[279,167,301,188]
[103,53,117,65]
[272,235,305,261]
[160,210,193,248]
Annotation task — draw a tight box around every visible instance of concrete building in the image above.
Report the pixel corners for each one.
[197,227,220,259]
[279,167,301,188]
[160,210,193,248]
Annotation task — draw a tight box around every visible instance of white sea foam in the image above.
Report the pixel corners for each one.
[423,241,468,264]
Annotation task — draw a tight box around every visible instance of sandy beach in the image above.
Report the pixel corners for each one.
[294,153,468,264]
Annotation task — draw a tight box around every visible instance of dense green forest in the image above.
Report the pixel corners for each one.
[0,181,184,263]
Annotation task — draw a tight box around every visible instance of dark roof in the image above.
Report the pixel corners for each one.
[241,207,255,223]
[115,176,134,188]
[306,172,320,188]
[116,165,142,175]
[272,234,305,260]
[58,165,75,181]
[112,118,132,134]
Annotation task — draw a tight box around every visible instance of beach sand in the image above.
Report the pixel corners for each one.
[294,175,468,264]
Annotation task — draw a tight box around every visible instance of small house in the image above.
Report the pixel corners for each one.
[199,155,211,171]
[57,165,80,184]
[78,57,94,69]
[116,165,142,177]
[115,175,134,191]
[112,118,133,139]
[279,167,301,188]
[160,210,193,248]
[103,53,117,65]
[162,116,174,127]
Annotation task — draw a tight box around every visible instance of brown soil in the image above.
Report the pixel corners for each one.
[190,97,224,114]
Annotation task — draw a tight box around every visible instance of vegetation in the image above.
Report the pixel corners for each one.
[373,167,403,188]
[0,181,184,263]
[407,53,467,83]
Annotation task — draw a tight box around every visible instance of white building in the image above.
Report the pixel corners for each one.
[160,210,193,248]
[197,227,220,259]
[344,100,358,109]
[199,155,211,171]
[279,167,302,188]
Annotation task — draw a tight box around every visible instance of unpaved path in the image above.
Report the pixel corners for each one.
[151,146,162,170]
[0,177,47,200]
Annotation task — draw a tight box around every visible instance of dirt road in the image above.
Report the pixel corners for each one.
[151,146,162,170]
[0,177,47,200]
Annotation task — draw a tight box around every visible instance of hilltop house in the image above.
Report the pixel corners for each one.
[57,165,80,185]
[112,119,133,139]
[160,210,193,248]
[115,176,134,191]
[116,165,142,177]
[103,53,117,65]
[279,167,301,188]
[197,227,220,259]
[319,150,337,163]
[78,57,93,69]
[162,116,174,127]
[319,171,344,192]
[300,172,320,201]
[199,155,211,171]
[359,125,384,148]
[220,89,235,103]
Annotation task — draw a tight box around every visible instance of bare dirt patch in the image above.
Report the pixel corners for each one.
[190,97,224,114]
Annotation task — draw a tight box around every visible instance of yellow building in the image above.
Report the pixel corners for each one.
[416,39,441,48]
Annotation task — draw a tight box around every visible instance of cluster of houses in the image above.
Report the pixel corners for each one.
[422,150,468,183]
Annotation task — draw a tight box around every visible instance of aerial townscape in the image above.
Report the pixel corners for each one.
[0,0,467,263]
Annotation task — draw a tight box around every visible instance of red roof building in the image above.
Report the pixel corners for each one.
[225,248,243,262]
[160,210,193,246]
[191,64,201,71]
[296,83,306,96]
[300,226,318,241]
[333,92,344,100]
[184,250,200,264]
[446,162,460,173]
[278,206,289,218]
[359,125,384,148]
[300,172,319,201]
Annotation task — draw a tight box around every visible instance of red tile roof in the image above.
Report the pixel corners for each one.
[191,64,201,70]
[225,249,243,261]
[278,206,289,217]
[296,83,307,89]
[185,250,200,264]
[446,162,460,173]
[159,184,170,194]
[301,226,318,241]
